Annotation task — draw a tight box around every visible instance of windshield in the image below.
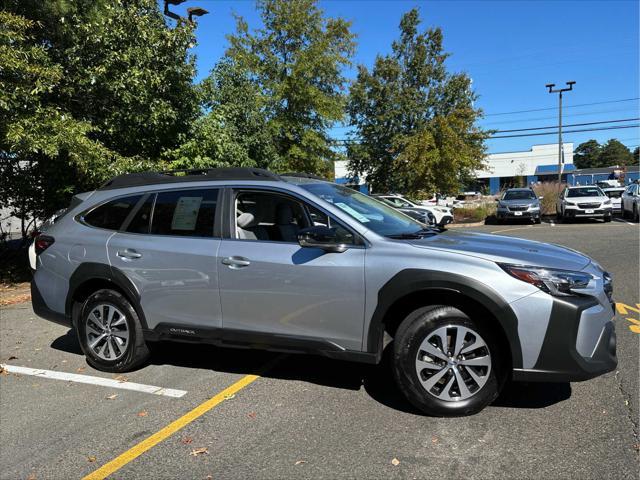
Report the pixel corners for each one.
[503,190,536,200]
[300,183,427,237]
[567,187,603,198]
[382,196,414,208]
[604,190,623,198]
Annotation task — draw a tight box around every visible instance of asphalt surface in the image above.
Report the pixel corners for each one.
[1,218,638,479]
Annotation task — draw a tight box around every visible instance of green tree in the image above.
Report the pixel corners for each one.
[225,0,356,176]
[573,139,602,169]
[1,1,198,235]
[167,60,278,170]
[347,9,488,195]
[598,139,633,167]
[633,146,639,162]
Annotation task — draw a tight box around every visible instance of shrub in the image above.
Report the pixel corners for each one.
[454,202,497,223]
[533,182,565,215]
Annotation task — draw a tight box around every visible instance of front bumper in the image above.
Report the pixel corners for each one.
[564,206,612,217]
[497,209,540,219]
[513,295,617,382]
[438,215,453,226]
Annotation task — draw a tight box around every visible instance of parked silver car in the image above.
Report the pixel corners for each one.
[621,183,640,221]
[496,188,542,224]
[30,168,616,416]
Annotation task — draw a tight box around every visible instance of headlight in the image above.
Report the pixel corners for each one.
[565,201,575,206]
[499,264,593,296]
[603,199,611,205]
[529,205,540,210]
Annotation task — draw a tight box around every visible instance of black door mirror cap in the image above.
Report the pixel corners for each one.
[297,226,348,253]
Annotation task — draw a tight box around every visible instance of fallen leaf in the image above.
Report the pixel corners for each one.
[8,355,18,360]
[391,458,400,466]
[87,456,96,463]
[61,360,67,363]
[26,473,36,480]
[181,436,193,445]
[190,447,209,456]
[224,394,235,400]
[205,476,213,479]
[0,366,7,376]
[105,394,118,400]
[34,348,41,351]
[247,412,256,419]
[431,436,438,444]
[76,367,86,373]
[114,375,128,383]
[137,410,148,417]
[295,460,306,465]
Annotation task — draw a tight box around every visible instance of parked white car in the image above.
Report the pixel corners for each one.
[556,186,612,223]
[601,187,625,214]
[621,183,640,221]
[377,194,454,228]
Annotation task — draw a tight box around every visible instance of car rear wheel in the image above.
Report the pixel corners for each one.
[392,306,503,416]
[77,289,150,372]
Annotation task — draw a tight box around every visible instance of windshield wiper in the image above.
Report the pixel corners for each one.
[387,228,437,239]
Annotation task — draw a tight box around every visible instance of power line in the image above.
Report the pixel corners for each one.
[490,124,639,139]
[495,117,640,133]
[482,106,639,126]
[483,97,639,117]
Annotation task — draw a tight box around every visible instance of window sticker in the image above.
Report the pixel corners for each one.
[171,197,202,230]
[335,202,370,223]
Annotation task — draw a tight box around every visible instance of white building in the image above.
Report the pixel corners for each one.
[334,143,575,195]
[477,143,574,194]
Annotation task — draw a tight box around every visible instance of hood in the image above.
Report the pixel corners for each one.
[409,230,591,271]
[565,196,606,203]
[499,198,538,206]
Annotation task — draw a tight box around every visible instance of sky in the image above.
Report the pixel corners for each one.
[167,0,640,156]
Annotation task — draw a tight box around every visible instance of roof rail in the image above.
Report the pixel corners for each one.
[280,172,329,181]
[98,167,282,191]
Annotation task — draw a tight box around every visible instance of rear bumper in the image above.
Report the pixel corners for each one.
[31,278,71,327]
[512,296,617,383]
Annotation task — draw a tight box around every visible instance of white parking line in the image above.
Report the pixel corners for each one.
[0,364,187,398]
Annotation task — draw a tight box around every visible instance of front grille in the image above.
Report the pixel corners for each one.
[577,202,601,209]
[508,205,528,211]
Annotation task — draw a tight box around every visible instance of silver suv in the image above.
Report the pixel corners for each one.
[30,168,617,416]
[496,188,542,224]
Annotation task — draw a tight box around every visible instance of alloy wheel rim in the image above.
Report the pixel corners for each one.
[415,325,491,402]
[85,303,129,361]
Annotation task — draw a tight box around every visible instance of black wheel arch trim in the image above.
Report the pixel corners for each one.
[366,269,523,369]
[66,262,149,329]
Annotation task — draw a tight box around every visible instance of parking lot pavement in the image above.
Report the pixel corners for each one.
[1,220,638,479]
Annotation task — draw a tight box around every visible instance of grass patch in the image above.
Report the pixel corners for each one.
[454,202,497,223]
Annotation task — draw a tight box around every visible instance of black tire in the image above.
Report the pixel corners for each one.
[634,205,639,222]
[534,216,542,224]
[604,213,612,223]
[392,305,504,417]
[622,205,628,219]
[77,289,150,372]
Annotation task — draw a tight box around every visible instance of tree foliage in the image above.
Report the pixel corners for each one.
[347,9,488,195]
[573,139,634,169]
[1,1,197,232]
[222,0,356,176]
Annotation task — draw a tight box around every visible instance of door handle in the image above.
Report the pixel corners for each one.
[116,249,142,260]
[221,256,251,269]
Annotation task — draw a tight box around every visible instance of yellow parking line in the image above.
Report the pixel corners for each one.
[490,226,534,234]
[83,357,282,480]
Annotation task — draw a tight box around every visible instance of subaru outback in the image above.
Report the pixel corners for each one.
[30,168,617,416]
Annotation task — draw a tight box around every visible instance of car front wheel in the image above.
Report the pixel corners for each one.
[77,289,150,373]
[392,305,503,416]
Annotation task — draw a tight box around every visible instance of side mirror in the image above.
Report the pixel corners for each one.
[495,198,499,202]
[298,226,348,253]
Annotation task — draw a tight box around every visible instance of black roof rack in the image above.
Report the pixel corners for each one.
[280,172,329,181]
[98,167,282,191]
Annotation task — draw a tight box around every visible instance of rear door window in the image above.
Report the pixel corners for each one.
[151,189,219,237]
[125,195,155,234]
[84,195,143,231]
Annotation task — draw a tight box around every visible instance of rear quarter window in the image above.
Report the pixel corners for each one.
[83,195,143,230]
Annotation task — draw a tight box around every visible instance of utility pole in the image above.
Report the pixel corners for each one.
[545,81,575,185]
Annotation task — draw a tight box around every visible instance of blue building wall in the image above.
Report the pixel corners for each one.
[489,177,500,194]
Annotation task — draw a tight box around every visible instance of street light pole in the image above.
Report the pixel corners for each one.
[546,81,575,185]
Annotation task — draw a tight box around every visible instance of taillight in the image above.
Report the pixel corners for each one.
[34,235,55,255]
